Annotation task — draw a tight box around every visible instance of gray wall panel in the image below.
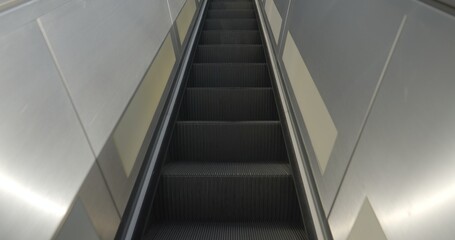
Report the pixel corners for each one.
[285,0,409,213]
[0,22,94,240]
[38,0,173,155]
[329,5,455,240]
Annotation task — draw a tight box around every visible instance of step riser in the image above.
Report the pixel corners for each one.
[207,10,255,19]
[169,122,287,162]
[152,176,300,221]
[195,46,265,63]
[209,2,254,9]
[189,64,270,87]
[204,19,258,30]
[148,223,307,240]
[200,31,261,44]
[179,88,278,121]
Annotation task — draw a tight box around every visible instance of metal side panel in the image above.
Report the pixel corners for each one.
[167,0,188,22]
[0,22,94,240]
[37,0,173,155]
[79,163,120,240]
[0,0,69,36]
[284,0,410,213]
[97,32,177,215]
[55,199,100,240]
[271,0,289,18]
[329,4,455,240]
[96,0,201,216]
[176,0,197,44]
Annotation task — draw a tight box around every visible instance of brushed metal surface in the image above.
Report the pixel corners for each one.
[0,22,94,240]
[55,199,100,240]
[285,0,409,213]
[79,163,120,240]
[329,5,455,240]
[0,0,70,36]
[97,32,178,215]
[271,0,289,18]
[38,0,173,155]
[97,137,130,215]
[168,0,188,22]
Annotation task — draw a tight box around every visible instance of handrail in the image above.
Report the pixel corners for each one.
[114,0,208,239]
[254,0,333,239]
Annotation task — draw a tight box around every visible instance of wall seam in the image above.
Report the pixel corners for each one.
[36,18,97,160]
[36,18,123,218]
[166,0,174,23]
[278,0,292,56]
[327,15,408,218]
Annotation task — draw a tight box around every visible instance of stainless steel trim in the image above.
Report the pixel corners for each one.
[255,0,331,239]
[122,0,207,238]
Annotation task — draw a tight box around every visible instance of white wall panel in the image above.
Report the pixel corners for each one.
[329,5,455,240]
[285,0,409,213]
[38,0,172,155]
[0,22,94,240]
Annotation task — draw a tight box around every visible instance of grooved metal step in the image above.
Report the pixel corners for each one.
[189,63,270,87]
[209,2,254,9]
[151,162,300,222]
[195,45,265,63]
[207,9,255,18]
[146,0,308,238]
[204,19,258,30]
[147,222,308,240]
[179,88,278,121]
[168,121,287,162]
[200,30,261,44]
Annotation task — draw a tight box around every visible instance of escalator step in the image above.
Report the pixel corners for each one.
[147,222,308,240]
[194,45,265,63]
[169,121,287,162]
[209,2,254,9]
[179,88,278,121]
[145,0,308,238]
[189,63,270,87]
[200,30,261,44]
[204,19,258,30]
[207,9,255,19]
[162,162,291,176]
[151,162,300,222]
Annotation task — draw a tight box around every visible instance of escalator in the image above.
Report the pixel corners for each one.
[125,0,310,239]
